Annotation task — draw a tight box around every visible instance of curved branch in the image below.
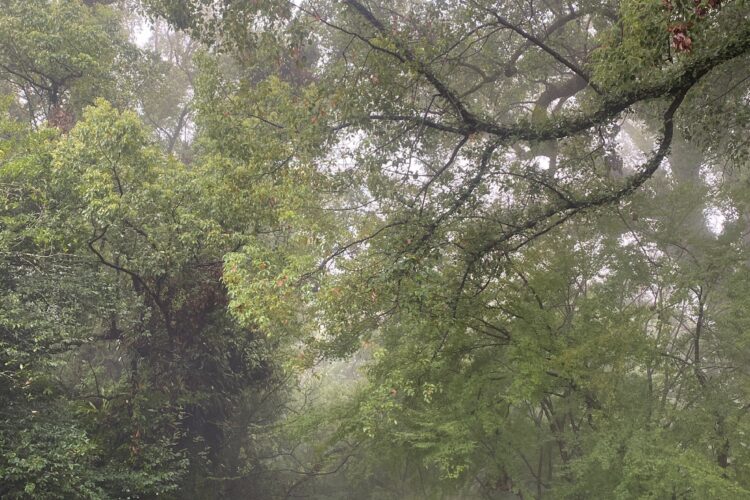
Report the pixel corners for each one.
[331,21,750,144]
[471,85,689,271]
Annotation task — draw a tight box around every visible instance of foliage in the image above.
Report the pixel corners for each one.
[2,0,750,498]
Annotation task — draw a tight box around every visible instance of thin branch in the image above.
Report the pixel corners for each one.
[479,4,601,94]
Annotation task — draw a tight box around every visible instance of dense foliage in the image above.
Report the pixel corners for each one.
[1,0,750,498]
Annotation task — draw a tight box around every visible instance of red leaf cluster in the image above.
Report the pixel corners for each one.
[669,23,693,52]
[664,0,722,53]
[694,0,720,17]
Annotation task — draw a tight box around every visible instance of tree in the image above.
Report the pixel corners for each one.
[0,95,302,498]
[140,0,750,496]
[0,0,127,129]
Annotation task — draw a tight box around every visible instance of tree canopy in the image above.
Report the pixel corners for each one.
[1,0,750,498]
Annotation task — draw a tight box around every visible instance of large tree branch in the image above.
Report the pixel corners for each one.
[331,19,750,144]
[466,85,689,275]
